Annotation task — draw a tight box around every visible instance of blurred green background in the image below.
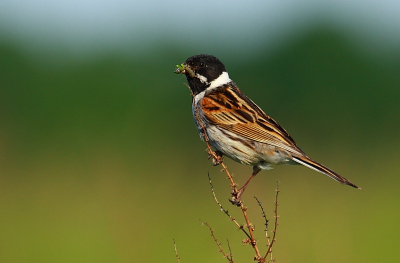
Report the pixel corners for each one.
[1,1,400,262]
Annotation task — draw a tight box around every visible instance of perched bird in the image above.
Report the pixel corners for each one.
[175,54,359,202]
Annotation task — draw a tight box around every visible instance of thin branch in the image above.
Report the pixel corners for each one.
[255,196,273,261]
[173,239,181,263]
[200,220,234,263]
[263,181,280,261]
[227,239,233,262]
[208,173,252,239]
[254,196,269,230]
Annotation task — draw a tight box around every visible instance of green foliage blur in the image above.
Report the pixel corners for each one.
[0,27,399,262]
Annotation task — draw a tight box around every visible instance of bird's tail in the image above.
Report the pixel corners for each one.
[292,155,360,189]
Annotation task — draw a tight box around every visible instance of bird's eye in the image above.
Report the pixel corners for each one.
[199,62,205,67]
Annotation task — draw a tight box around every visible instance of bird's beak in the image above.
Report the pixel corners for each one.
[174,63,195,78]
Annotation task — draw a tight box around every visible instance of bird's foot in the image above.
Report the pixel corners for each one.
[208,150,223,166]
[229,188,244,206]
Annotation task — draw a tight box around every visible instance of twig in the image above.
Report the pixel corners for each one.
[255,196,273,261]
[227,239,233,262]
[263,181,280,261]
[173,239,181,263]
[254,196,269,230]
[208,173,251,240]
[200,220,234,263]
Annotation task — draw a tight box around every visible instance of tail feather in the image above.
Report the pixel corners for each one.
[292,156,360,189]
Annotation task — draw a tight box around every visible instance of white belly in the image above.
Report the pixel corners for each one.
[202,125,293,169]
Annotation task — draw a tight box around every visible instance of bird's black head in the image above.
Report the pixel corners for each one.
[175,54,231,96]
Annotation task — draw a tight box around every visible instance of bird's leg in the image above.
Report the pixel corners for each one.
[230,166,261,206]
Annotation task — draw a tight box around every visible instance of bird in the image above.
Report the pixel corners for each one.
[174,54,359,203]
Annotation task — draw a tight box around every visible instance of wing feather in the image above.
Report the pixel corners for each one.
[201,85,305,156]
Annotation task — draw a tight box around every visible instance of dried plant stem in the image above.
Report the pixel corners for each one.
[200,220,234,263]
[263,181,280,261]
[173,239,181,263]
[265,230,273,263]
[254,196,269,230]
[255,196,273,261]
[208,174,251,240]
[227,239,233,262]
[238,202,261,260]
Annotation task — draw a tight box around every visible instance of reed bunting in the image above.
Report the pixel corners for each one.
[175,54,359,202]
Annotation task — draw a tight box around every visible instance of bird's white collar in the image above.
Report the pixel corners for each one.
[193,71,232,105]
[207,71,231,91]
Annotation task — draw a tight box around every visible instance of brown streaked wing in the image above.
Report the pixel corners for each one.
[201,85,305,156]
